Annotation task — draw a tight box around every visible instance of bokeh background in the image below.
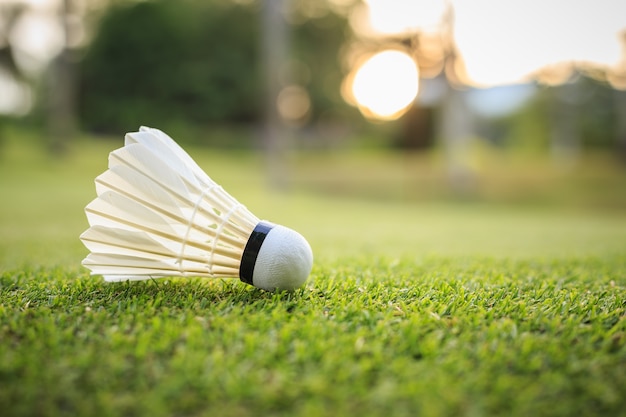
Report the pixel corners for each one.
[1,0,625,267]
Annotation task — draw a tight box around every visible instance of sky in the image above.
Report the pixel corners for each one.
[452,0,626,87]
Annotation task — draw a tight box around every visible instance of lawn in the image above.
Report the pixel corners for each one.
[1,129,625,416]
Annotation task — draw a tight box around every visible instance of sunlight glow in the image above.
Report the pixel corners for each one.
[353,0,626,88]
[0,69,32,115]
[11,11,64,74]
[351,50,419,120]
[277,85,311,125]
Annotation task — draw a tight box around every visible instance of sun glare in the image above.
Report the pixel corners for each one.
[350,50,419,120]
[351,0,626,89]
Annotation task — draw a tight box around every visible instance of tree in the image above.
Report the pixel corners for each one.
[78,0,352,144]
[78,0,262,135]
[47,0,80,154]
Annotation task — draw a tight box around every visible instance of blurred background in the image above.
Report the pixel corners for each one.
[1,0,625,267]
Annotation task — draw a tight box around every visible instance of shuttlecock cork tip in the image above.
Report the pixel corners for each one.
[240,222,313,291]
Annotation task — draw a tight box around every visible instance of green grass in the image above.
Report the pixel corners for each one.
[1,130,626,416]
[2,258,625,416]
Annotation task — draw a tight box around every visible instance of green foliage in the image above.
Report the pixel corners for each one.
[77,0,352,137]
[492,76,622,151]
[289,10,351,122]
[79,0,262,133]
[490,90,552,151]
[575,77,621,148]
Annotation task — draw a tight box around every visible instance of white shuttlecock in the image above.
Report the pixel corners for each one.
[80,126,313,291]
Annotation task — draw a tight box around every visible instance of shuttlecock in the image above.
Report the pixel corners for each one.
[80,126,313,291]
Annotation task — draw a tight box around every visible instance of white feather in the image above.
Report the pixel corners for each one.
[123,131,201,188]
[136,126,211,184]
[116,146,194,194]
[95,166,184,219]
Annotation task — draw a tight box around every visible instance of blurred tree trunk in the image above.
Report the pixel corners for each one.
[260,0,289,189]
[396,104,435,150]
[47,0,78,155]
[550,82,581,168]
[437,3,476,195]
[614,88,626,162]
[439,81,476,195]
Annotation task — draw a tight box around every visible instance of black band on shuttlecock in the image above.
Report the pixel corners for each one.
[239,221,275,285]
